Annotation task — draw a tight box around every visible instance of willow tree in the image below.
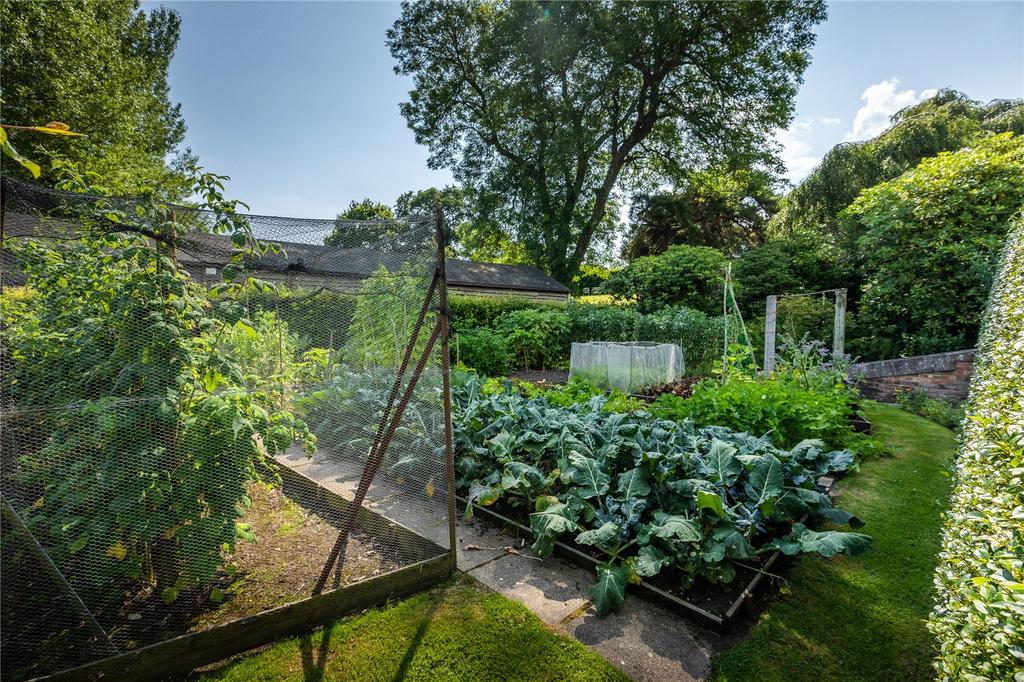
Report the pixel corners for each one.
[388,0,826,283]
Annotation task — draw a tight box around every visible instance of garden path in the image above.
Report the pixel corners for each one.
[275,446,723,681]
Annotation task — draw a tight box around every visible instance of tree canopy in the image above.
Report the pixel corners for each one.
[623,168,779,259]
[603,244,726,315]
[324,198,401,247]
[770,89,1024,242]
[842,132,1024,358]
[0,0,187,194]
[388,0,826,283]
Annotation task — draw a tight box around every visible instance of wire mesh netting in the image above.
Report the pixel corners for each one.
[569,341,685,394]
[0,178,454,680]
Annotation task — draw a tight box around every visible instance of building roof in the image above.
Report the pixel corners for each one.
[175,233,570,294]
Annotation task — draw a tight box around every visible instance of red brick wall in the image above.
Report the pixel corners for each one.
[850,350,975,403]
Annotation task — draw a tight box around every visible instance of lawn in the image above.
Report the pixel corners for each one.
[710,402,957,681]
[194,575,628,682]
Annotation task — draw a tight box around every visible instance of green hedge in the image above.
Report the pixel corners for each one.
[449,295,723,375]
[929,217,1024,680]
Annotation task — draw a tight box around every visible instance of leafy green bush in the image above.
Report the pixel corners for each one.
[452,371,869,616]
[731,235,849,310]
[1,175,314,603]
[345,265,437,368]
[843,132,1024,358]
[449,294,562,331]
[497,307,571,370]
[929,216,1024,679]
[893,388,965,430]
[603,244,726,314]
[453,328,511,377]
[247,287,355,351]
[649,378,860,454]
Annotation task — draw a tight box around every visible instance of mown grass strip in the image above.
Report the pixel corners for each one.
[194,575,628,682]
[710,402,956,681]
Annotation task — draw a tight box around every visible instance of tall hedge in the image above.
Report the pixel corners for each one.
[929,216,1024,680]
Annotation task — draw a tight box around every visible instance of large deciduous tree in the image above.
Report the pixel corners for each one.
[0,0,187,193]
[624,168,779,259]
[388,0,826,284]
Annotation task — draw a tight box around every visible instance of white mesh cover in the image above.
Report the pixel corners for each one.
[569,341,684,393]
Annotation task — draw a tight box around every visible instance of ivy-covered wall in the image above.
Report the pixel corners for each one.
[929,216,1024,679]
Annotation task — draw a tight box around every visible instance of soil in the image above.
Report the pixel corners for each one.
[2,482,403,679]
[508,369,569,385]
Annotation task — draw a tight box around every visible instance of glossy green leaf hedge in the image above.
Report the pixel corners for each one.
[929,216,1024,680]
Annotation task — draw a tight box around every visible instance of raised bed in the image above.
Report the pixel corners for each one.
[32,465,451,682]
[456,476,834,633]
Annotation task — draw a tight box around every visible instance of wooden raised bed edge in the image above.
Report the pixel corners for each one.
[35,467,453,682]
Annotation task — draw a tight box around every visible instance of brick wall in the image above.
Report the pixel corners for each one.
[849,349,975,403]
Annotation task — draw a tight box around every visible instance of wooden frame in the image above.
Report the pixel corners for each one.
[37,469,451,682]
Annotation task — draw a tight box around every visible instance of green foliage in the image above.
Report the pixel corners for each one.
[929,216,1024,680]
[344,265,437,369]
[389,0,826,282]
[449,294,562,330]
[624,169,779,259]
[771,89,1024,242]
[649,378,861,455]
[572,264,615,295]
[526,377,643,414]
[452,371,868,615]
[496,307,571,370]
[453,328,511,377]
[893,389,964,430]
[603,244,726,314]
[1,171,314,602]
[0,0,188,193]
[324,199,403,248]
[731,235,849,310]
[245,287,355,351]
[208,310,299,394]
[844,133,1024,358]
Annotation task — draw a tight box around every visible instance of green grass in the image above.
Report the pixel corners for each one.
[194,575,628,682]
[710,402,956,681]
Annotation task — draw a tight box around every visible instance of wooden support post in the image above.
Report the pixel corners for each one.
[435,205,458,574]
[833,288,847,359]
[763,295,777,374]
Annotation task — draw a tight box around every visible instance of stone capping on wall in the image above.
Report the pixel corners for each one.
[849,349,976,379]
[849,348,976,403]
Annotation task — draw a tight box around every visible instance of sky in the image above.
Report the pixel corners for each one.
[153,1,1024,218]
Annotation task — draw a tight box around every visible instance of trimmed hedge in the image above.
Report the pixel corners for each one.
[929,216,1024,680]
[449,294,562,329]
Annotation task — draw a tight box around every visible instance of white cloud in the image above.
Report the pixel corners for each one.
[776,119,820,183]
[820,117,841,126]
[846,79,938,142]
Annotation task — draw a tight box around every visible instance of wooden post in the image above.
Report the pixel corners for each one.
[763,295,777,374]
[833,288,847,359]
[435,205,458,574]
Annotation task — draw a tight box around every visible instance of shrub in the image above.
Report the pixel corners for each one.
[247,287,355,351]
[649,377,860,453]
[929,216,1024,679]
[731,235,849,310]
[893,388,965,430]
[453,328,511,377]
[345,265,436,368]
[497,307,571,370]
[603,244,726,314]
[843,133,1024,358]
[449,295,562,331]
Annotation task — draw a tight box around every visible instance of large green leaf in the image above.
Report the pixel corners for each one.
[589,562,631,615]
[643,513,701,543]
[567,452,610,499]
[501,461,545,492]
[576,521,620,547]
[706,438,740,486]
[634,545,672,577]
[746,452,783,514]
[616,467,650,499]
[529,502,577,558]
[696,489,727,518]
[766,523,872,557]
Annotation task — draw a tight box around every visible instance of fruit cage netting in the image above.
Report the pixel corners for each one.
[0,178,456,680]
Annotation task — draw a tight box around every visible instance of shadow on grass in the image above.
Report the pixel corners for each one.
[299,623,333,682]
[391,598,440,682]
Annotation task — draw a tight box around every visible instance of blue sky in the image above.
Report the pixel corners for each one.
[154,1,1024,218]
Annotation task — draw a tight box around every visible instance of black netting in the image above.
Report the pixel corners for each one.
[0,178,454,679]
